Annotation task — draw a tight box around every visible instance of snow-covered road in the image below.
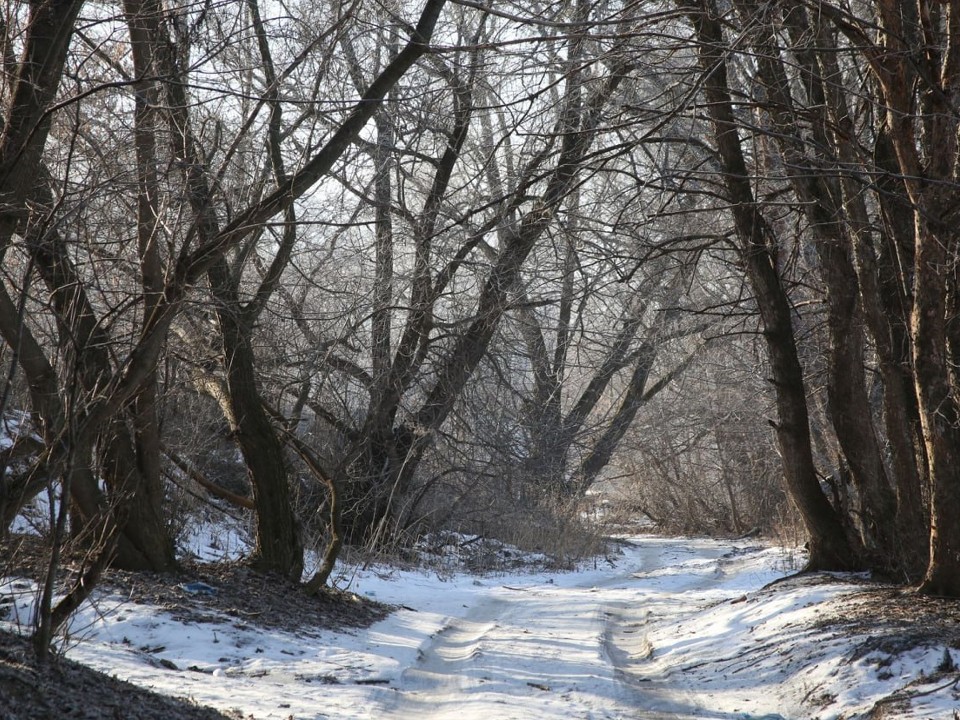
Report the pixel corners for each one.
[21,535,953,719]
[4,535,783,719]
[376,539,752,719]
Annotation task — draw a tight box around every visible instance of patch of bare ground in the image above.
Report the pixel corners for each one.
[0,629,237,720]
[803,576,960,654]
[101,560,391,634]
[0,533,392,718]
[821,581,960,717]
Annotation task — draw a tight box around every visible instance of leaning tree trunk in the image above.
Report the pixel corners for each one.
[140,0,306,581]
[749,258,860,571]
[796,4,930,572]
[27,208,175,571]
[682,0,859,570]
[338,17,632,541]
[738,0,897,565]
[0,0,175,571]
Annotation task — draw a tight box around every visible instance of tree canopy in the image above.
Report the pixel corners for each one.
[2,0,960,656]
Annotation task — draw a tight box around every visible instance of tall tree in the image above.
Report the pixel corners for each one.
[0,0,451,588]
[730,0,898,566]
[679,0,859,570]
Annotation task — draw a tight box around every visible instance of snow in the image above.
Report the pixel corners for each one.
[177,511,252,563]
[3,533,960,719]
[0,410,34,452]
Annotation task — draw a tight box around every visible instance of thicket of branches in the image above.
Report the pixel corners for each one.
[2,0,960,656]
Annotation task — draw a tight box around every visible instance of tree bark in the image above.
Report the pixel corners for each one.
[852,0,960,596]
[26,179,175,571]
[682,0,859,570]
[737,0,897,564]
[0,0,85,246]
[209,261,304,581]
[905,179,960,594]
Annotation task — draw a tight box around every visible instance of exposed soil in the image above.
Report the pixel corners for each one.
[817,580,960,659]
[773,572,960,655]
[100,560,390,635]
[0,628,237,720]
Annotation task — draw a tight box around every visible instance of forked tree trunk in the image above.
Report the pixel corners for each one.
[337,19,633,540]
[0,0,175,572]
[209,261,304,581]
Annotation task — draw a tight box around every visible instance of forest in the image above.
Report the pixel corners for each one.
[1,0,959,658]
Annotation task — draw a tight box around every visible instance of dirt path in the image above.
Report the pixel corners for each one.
[6,536,787,719]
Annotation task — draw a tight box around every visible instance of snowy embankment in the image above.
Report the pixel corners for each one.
[3,532,959,719]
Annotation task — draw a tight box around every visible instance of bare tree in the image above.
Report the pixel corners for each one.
[0,0,452,654]
[253,0,654,547]
[677,0,859,570]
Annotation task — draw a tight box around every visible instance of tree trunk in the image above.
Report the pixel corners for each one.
[852,0,960,595]
[338,25,631,540]
[682,0,859,570]
[209,261,304,581]
[577,344,656,489]
[913,207,960,596]
[0,0,85,245]
[739,0,896,563]
[26,205,175,571]
[857,125,927,575]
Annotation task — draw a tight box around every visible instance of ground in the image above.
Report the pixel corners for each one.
[0,629,233,720]
[3,533,960,719]
[0,534,388,719]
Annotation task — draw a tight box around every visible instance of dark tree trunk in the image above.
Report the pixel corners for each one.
[336,30,631,540]
[858,125,928,576]
[339,425,409,545]
[683,0,859,570]
[0,0,85,242]
[26,204,175,571]
[577,345,655,489]
[739,0,897,564]
[850,0,960,596]
[97,418,176,570]
[209,261,304,581]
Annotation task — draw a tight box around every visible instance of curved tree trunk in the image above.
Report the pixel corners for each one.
[334,13,634,541]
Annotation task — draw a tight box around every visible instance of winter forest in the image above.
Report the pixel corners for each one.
[2,0,960,666]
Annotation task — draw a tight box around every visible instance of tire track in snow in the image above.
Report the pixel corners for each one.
[601,600,707,720]
[600,543,780,719]
[379,596,543,719]
[399,597,511,695]
[376,541,762,719]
